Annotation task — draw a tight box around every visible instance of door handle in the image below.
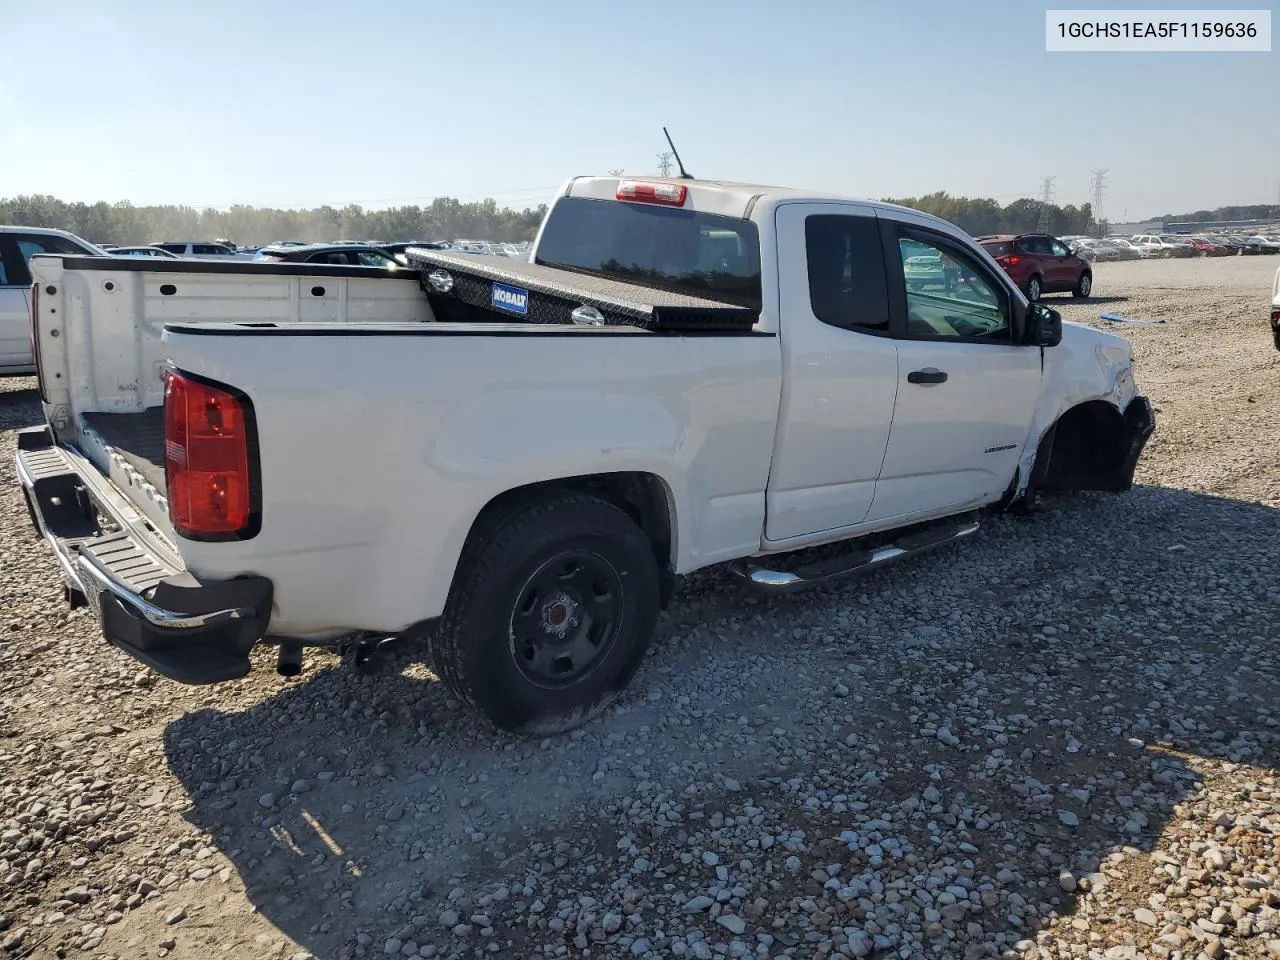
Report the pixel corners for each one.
[907,368,948,385]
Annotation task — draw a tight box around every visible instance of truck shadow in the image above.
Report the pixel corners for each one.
[163,484,1279,959]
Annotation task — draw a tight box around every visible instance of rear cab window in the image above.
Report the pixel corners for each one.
[980,241,1012,257]
[534,196,763,310]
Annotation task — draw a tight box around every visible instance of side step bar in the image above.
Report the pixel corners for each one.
[730,514,982,595]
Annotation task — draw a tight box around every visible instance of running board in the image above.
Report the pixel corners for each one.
[730,515,982,595]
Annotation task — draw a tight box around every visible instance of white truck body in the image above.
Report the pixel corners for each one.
[17,176,1154,733]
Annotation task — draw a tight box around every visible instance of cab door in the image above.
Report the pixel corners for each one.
[763,203,900,544]
[864,219,1043,523]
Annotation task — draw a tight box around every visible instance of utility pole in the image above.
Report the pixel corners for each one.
[1089,169,1108,236]
[656,152,674,178]
[1036,176,1056,233]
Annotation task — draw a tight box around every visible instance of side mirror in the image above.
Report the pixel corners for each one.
[1026,303,1062,347]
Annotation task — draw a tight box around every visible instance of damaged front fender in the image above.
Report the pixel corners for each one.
[1013,323,1155,500]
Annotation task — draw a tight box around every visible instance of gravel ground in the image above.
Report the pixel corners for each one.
[1,256,1278,960]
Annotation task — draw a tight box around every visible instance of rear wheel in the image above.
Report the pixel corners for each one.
[428,494,660,735]
[1073,272,1092,298]
[1025,275,1042,302]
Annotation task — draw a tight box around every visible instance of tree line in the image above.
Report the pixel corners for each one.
[2,191,1273,248]
[880,191,1096,237]
[1153,203,1279,224]
[0,195,549,247]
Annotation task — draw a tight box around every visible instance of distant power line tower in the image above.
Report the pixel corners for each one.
[1036,176,1056,232]
[1089,169,1108,236]
[656,152,674,177]
[607,168,624,177]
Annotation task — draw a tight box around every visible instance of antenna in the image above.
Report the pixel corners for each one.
[663,126,694,180]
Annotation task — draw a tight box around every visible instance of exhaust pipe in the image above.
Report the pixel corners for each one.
[276,643,303,677]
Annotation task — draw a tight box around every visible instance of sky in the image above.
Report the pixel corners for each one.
[1,0,1276,220]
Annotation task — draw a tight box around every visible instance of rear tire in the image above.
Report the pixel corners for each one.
[1073,272,1092,299]
[1025,275,1042,301]
[428,494,660,735]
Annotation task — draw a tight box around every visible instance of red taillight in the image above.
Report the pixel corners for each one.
[164,370,258,540]
[615,180,688,207]
[999,255,1021,267]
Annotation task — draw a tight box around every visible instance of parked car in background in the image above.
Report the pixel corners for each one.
[1070,239,1127,263]
[1103,238,1145,260]
[381,241,448,257]
[1,226,108,375]
[1098,239,1141,261]
[1184,237,1231,257]
[153,242,251,260]
[1129,235,1188,258]
[1124,236,1164,258]
[253,243,405,269]
[1219,236,1269,255]
[380,240,449,265]
[977,233,1093,300]
[1246,235,1280,254]
[450,240,493,255]
[110,245,183,259]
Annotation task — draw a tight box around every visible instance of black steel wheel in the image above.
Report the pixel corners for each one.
[508,551,625,689]
[429,494,660,735]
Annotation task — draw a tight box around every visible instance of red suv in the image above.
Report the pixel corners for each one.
[977,234,1092,301]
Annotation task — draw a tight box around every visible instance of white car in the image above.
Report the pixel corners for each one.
[1131,235,1192,258]
[0,226,108,375]
[17,175,1155,734]
[110,246,183,259]
[150,242,253,260]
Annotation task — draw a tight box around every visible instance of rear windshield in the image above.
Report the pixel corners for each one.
[980,241,1012,257]
[535,196,762,310]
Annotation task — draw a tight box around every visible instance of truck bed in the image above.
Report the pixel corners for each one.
[82,409,165,490]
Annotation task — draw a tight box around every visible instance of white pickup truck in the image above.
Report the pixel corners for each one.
[1271,264,1280,349]
[16,176,1155,734]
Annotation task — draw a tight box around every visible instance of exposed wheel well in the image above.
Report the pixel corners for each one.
[1033,400,1131,493]
[469,472,676,603]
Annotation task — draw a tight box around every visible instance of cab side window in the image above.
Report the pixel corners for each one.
[804,214,890,333]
